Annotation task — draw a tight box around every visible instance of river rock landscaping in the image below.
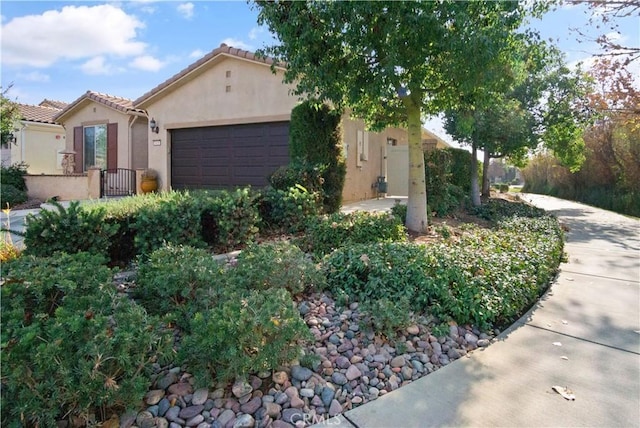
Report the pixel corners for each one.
[1,195,564,427]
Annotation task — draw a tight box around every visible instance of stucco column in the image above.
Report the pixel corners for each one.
[87,167,102,199]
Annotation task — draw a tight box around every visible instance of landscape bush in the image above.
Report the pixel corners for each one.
[179,288,311,384]
[20,201,117,259]
[299,211,407,258]
[1,252,172,426]
[258,185,321,233]
[198,188,260,253]
[269,159,326,195]
[323,208,564,330]
[0,162,28,191]
[0,184,27,208]
[227,241,326,295]
[133,243,226,329]
[133,191,205,255]
[424,149,469,217]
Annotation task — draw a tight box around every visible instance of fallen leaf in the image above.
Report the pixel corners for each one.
[553,342,562,346]
[552,385,576,400]
[561,356,569,360]
[562,320,568,325]
[566,277,574,281]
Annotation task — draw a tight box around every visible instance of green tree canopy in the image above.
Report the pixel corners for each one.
[254,0,543,232]
[1,86,20,147]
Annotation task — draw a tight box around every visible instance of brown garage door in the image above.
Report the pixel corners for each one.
[171,121,289,190]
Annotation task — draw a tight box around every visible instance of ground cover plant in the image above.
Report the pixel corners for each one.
[0,193,564,427]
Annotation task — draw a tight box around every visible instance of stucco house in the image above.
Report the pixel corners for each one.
[46,44,450,202]
[53,91,149,174]
[131,43,449,202]
[1,101,67,174]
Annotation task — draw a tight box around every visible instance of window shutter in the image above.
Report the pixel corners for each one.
[73,126,83,173]
[107,123,118,170]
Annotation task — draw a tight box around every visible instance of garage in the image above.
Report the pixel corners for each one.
[171,121,290,190]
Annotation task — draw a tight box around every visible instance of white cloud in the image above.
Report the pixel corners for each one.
[177,3,194,19]
[81,56,114,75]
[130,55,165,72]
[189,49,206,59]
[1,4,146,68]
[248,26,266,40]
[220,38,253,51]
[18,71,50,83]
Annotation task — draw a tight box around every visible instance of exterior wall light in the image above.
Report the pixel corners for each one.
[149,118,159,134]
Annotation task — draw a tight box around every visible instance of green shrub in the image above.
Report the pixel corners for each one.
[133,243,226,329]
[228,241,325,295]
[499,183,510,193]
[0,162,28,192]
[390,202,407,224]
[323,242,441,309]
[359,297,412,339]
[258,185,321,233]
[179,288,311,383]
[473,198,546,223]
[133,191,205,255]
[424,150,468,217]
[269,159,326,194]
[21,201,117,258]
[0,183,27,208]
[299,211,407,257]
[1,252,172,426]
[289,101,346,213]
[199,188,260,253]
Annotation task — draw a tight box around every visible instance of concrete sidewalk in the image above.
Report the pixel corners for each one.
[317,194,640,427]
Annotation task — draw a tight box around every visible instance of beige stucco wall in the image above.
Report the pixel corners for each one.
[25,168,101,201]
[61,101,144,170]
[341,114,410,203]
[10,122,66,174]
[143,56,300,190]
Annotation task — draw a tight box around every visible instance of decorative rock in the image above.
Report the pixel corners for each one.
[281,408,304,425]
[186,415,204,427]
[272,371,289,385]
[368,387,380,398]
[447,348,461,360]
[232,380,253,398]
[321,387,335,407]
[271,421,295,428]
[265,402,282,418]
[328,399,343,417]
[217,409,236,427]
[179,405,204,420]
[192,388,209,406]
[390,355,405,368]
[157,372,179,390]
[284,386,299,399]
[290,365,313,382]
[165,406,181,422]
[135,411,155,428]
[477,339,491,347]
[156,417,169,428]
[335,356,350,370]
[240,397,262,414]
[290,395,305,409]
[406,325,420,335]
[300,388,315,398]
[345,365,362,381]
[145,389,165,405]
[168,382,193,396]
[299,302,311,316]
[233,414,255,428]
[401,366,413,380]
[120,411,137,428]
[331,372,348,386]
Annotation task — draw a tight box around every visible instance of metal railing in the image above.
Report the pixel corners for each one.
[101,168,136,197]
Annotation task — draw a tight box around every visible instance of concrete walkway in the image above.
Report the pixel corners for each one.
[317,194,640,428]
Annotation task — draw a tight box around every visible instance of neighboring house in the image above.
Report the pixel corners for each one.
[53,91,149,173]
[3,102,67,174]
[132,43,448,202]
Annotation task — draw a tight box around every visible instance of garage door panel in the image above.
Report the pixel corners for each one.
[171,121,289,190]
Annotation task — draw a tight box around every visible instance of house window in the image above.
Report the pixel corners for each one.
[84,124,107,171]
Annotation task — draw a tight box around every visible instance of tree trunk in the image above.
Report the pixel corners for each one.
[404,95,429,233]
[470,143,481,207]
[482,149,491,198]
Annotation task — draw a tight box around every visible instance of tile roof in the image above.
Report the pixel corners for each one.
[134,43,282,107]
[18,104,63,124]
[38,99,68,110]
[53,90,145,122]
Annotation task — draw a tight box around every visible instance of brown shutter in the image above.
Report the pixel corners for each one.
[107,123,118,170]
[73,126,83,173]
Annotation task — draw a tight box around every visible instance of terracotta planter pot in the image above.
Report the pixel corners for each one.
[140,178,158,193]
